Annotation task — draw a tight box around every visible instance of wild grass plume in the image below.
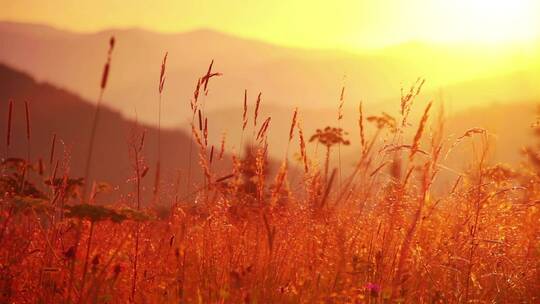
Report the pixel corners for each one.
[0,37,538,304]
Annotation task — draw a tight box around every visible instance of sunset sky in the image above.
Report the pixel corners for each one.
[2,0,540,50]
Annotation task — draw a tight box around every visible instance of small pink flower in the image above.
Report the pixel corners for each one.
[366,282,381,296]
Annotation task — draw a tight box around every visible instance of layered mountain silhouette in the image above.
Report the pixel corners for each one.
[1,21,538,130]
[1,21,538,192]
[0,62,537,200]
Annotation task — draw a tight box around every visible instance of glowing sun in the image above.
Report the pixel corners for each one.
[434,0,539,43]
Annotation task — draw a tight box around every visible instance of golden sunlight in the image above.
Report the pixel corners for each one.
[430,0,539,43]
[1,1,540,303]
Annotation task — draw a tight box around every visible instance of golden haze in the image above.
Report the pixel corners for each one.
[1,0,539,49]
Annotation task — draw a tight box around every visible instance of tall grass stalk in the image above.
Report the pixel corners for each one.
[72,36,114,303]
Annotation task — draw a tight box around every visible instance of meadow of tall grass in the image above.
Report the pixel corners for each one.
[0,37,538,304]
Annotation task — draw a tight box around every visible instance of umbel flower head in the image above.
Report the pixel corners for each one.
[309,126,350,148]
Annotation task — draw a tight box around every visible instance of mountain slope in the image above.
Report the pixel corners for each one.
[0,63,225,199]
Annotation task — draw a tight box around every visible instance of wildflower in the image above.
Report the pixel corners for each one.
[365,282,381,297]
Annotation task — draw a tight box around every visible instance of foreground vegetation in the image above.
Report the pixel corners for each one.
[0,38,538,303]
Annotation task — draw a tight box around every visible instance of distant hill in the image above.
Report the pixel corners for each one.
[1,21,538,129]
[0,63,233,201]
[338,100,539,189]
[202,94,538,166]
[0,62,536,201]
[444,101,538,167]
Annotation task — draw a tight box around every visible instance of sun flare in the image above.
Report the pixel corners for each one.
[433,0,540,44]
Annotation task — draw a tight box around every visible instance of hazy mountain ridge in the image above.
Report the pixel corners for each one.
[203,98,538,171]
[1,21,538,179]
[2,21,538,130]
